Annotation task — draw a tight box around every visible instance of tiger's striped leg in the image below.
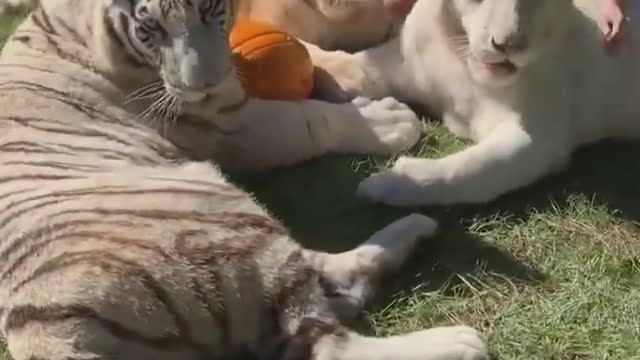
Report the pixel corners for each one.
[272,215,486,360]
[279,215,486,360]
[171,96,422,171]
[308,214,437,322]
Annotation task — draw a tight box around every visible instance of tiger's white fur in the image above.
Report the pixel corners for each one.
[237,0,409,51]
[0,0,488,359]
[309,0,640,207]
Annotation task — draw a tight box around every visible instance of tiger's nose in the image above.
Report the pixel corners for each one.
[490,34,528,54]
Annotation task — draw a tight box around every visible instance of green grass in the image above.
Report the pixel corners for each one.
[0,6,30,49]
[242,133,640,360]
[3,9,640,360]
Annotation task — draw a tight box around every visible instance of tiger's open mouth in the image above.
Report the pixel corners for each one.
[467,55,521,85]
[464,53,525,87]
[480,59,519,76]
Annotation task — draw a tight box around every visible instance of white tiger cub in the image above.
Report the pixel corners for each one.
[0,0,488,359]
[309,0,640,207]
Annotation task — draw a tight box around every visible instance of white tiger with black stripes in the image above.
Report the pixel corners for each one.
[0,0,487,359]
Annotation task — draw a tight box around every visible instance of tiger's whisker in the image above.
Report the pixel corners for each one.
[125,81,164,104]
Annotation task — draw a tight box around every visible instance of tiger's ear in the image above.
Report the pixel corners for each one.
[103,0,134,13]
[103,0,138,25]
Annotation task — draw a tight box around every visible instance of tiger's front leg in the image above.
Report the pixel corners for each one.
[306,39,398,103]
[169,96,423,171]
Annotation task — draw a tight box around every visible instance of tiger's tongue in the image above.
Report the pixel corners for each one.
[384,0,416,18]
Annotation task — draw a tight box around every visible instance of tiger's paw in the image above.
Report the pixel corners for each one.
[354,97,423,154]
[357,157,451,206]
[414,325,489,360]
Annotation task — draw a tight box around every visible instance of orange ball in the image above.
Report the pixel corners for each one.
[229,20,314,101]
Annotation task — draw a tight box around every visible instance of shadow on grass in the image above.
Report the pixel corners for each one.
[227,139,640,306]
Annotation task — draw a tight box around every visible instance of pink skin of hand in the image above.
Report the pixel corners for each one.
[600,0,626,52]
[383,0,416,18]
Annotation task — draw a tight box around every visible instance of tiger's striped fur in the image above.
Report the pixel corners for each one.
[0,0,488,359]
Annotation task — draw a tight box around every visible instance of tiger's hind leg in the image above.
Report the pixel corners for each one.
[308,214,438,322]
[277,215,488,360]
[1,248,221,360]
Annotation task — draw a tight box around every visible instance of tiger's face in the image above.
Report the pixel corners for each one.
[106,0,244,110]
[446,0,570,88]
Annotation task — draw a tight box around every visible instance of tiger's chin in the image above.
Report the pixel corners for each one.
[166,74,247,117]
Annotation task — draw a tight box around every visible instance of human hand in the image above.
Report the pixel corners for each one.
[599,0,626,53]
[383,0,416,18]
